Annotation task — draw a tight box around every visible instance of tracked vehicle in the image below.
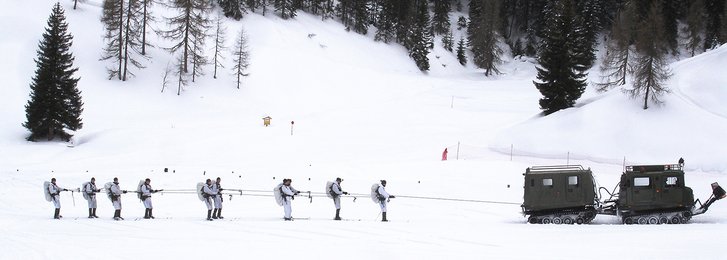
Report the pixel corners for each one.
[599,164,725,224]
[521,165,598,224]
[523,164,726,225]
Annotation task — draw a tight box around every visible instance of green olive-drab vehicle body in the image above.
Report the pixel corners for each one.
[522,165,599,224]
[522,164,725,225]
[614,165,695,224]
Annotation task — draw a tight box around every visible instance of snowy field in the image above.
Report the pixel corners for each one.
[1,1,727,259]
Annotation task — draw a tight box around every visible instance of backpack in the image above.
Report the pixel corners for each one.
[136,180,144,200]
[370,183,384,203]
[104,182,114,202]
[196,182,206,201]
[43,181,52,202]
[273,183,284,206]
[81,182,90,200]
[325,181,336,199]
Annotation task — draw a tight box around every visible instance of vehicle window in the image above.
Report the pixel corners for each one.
[543,179,553,186]
[634,177,650,187]
[665,177,678,187]
[568,176,578,185]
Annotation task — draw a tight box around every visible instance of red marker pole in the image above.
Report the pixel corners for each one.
[291,121,295,136]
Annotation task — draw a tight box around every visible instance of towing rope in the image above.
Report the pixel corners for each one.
[98,188,519,205]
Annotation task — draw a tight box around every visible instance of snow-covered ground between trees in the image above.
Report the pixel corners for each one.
[1,1,726,259]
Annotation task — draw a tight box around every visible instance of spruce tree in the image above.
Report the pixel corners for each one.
[274,0,296,19]
[704,0,725,50]
[218,0,244,20]
[24,3,83,141]
[374,0,397,43]
[442,29,454,52]
[469,0,503,76]
[232,27,251,89]
[683,0,704,57]
[456,36,467,65]
[431,0,451,35]
[630,1,672,109]
[534,0,586,115]
[407,0,431,72]
[349,0,368,35]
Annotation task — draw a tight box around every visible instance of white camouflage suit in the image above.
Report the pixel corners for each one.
[110,183,123,210]
[212,181,222,209]
[331,182,344,209]
[281,184,299,219]
[141,184,154,209]
[202,184,216,210]
[48,182,62,209]
[377,185,391,213]
[84,182,98,208]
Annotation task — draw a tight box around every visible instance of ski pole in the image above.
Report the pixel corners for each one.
[71,190,75,207]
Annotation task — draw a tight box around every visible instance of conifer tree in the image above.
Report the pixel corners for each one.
[431,0,451,35]
[160,0,212,76]
[349,0,368,34]
[597,3,635,91]
[534,0,586,115]
[232,27,251,89]
[683,0,704,57]
[469,0,503,76]
[374,0,397,43]
[704,0,725,50]
[100,0,147,81]
[456,36,467,65]
[442,29,454,52]
[212,16,227,79]
[140,0,155,55]
[24,3,83,141]
[630,0,671,109]
[274,0,296,19]
[218,0,244,20]
[407,0,431,72]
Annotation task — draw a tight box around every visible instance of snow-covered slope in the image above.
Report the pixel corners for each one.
[493,46,727,172]
[0,1,726,259]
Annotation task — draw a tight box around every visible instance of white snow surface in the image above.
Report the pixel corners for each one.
[1,1,726,259]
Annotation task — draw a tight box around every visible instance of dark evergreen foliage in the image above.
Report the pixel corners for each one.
[683,0,705,56]
[24,3,83,141]
[431,0,451,35]
[407,0,431,72]
[468,0,503,76]
[218,0,245,20]
[374,0,397,43]
[704,0,726,50]
[456,37,467,65]
[534,0,586,115]
[274,0,296,19]
[442,29,454,52]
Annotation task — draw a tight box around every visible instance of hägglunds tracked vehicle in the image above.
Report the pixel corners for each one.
[522,165,599,224]
[523,164,725,224]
